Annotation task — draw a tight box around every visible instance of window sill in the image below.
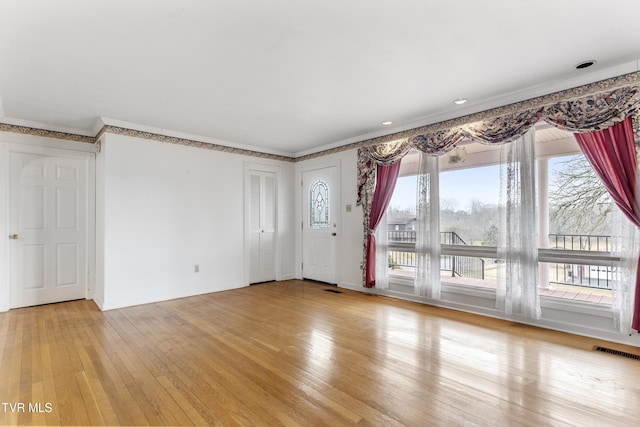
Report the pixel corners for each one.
[389,277,612,316]
[540,294,612,317]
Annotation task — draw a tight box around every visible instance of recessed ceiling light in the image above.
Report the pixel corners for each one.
[382,120,393,126]
[453,98,468,105]
[575,60,597,70]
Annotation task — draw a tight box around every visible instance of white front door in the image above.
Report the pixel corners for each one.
[9,152,88,308]
[248,170,276,284]
[302,166,338,284]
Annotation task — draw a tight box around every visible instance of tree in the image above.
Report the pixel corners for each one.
[549,155,611,235]
[440,197,459,213]
[482,224,499,246]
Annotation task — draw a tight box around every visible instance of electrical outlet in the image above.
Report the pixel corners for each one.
[194,264,199,273]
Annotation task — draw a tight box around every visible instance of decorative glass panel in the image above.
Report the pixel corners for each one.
[310,179,330,228]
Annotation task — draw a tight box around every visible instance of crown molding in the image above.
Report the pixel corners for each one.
[2,64,639,163]
[96,125,295,162]
[96,117,296,158]
[295,60,640,159]
[0,117,295,162]
[0,122,95,144]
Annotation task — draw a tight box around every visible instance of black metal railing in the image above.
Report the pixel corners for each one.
[388,230,467,244]
[388,230,417,243]
[441,254,486,279]
[440,232,484,279]
[440,231,467,246]
[547,234,614,290]
[387,230,485,279]
[549,263,615,290]
[548,234,611,252]
[387,230,617,290]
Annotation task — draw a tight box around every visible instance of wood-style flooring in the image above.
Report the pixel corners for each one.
[1,279,639,426]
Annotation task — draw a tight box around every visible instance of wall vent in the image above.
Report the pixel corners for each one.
[593,346,640,361]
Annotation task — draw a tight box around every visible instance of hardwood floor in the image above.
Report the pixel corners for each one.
[1,280,640,426]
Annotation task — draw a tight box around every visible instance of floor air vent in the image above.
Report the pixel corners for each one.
[324,289,342,294]
[593,346,640,361]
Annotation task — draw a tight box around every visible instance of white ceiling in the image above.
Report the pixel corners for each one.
[1,1,639,157]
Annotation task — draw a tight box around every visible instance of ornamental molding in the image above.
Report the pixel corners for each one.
[0,122,295,162]
[2,71,639,162]
[0,122,94,144]
[298,70,640,162]
[95,126,295,162]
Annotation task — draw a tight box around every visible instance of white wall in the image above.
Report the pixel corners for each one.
[97,133,294,310]
[94,136,106,309]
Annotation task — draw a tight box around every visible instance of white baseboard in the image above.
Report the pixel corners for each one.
[92,297,105,311]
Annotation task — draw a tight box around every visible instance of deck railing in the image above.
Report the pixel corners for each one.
[387,230,616,290]
[388,231,485,280]
[549,264,615,290]
[547,234,614,289]
[548,234,611,252]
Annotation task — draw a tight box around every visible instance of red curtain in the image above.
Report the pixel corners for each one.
[366,163,401,288]
[574,116,640,330]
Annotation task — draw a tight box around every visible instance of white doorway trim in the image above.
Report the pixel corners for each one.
[243,162,281,286]
[297,159,341,283]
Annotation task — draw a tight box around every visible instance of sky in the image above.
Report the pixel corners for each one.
[388,155,576,213]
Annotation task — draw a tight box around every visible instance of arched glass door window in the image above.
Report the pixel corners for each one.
[310,179,330,228]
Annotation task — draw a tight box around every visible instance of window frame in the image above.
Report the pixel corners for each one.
[385,125,621,303]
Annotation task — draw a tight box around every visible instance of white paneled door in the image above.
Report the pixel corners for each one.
[9,153,88,308]
[302,166,338,284]
[248,170,276,284]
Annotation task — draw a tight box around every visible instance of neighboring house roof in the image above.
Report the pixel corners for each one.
[387,217,416,226]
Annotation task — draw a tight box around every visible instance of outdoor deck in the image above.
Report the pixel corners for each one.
[389,268,613,305]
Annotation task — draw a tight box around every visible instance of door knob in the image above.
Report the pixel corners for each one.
[9,234,18,240]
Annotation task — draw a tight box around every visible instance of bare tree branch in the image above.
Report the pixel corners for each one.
[550,155,611,234]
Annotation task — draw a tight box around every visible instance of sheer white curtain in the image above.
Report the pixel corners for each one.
[611,206,640,333]
[374,212,390,290]
[414,153,441,298]
[496,129,540,318]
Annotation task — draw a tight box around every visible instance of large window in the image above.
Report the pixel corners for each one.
[539,153,615,303]
[384,125,618,305]
[385,174,417,280]
[439,163,500,289]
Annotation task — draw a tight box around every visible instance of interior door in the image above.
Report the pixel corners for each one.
[248,170,276,284]
[302,166,338,284]
[9,152,88,308]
